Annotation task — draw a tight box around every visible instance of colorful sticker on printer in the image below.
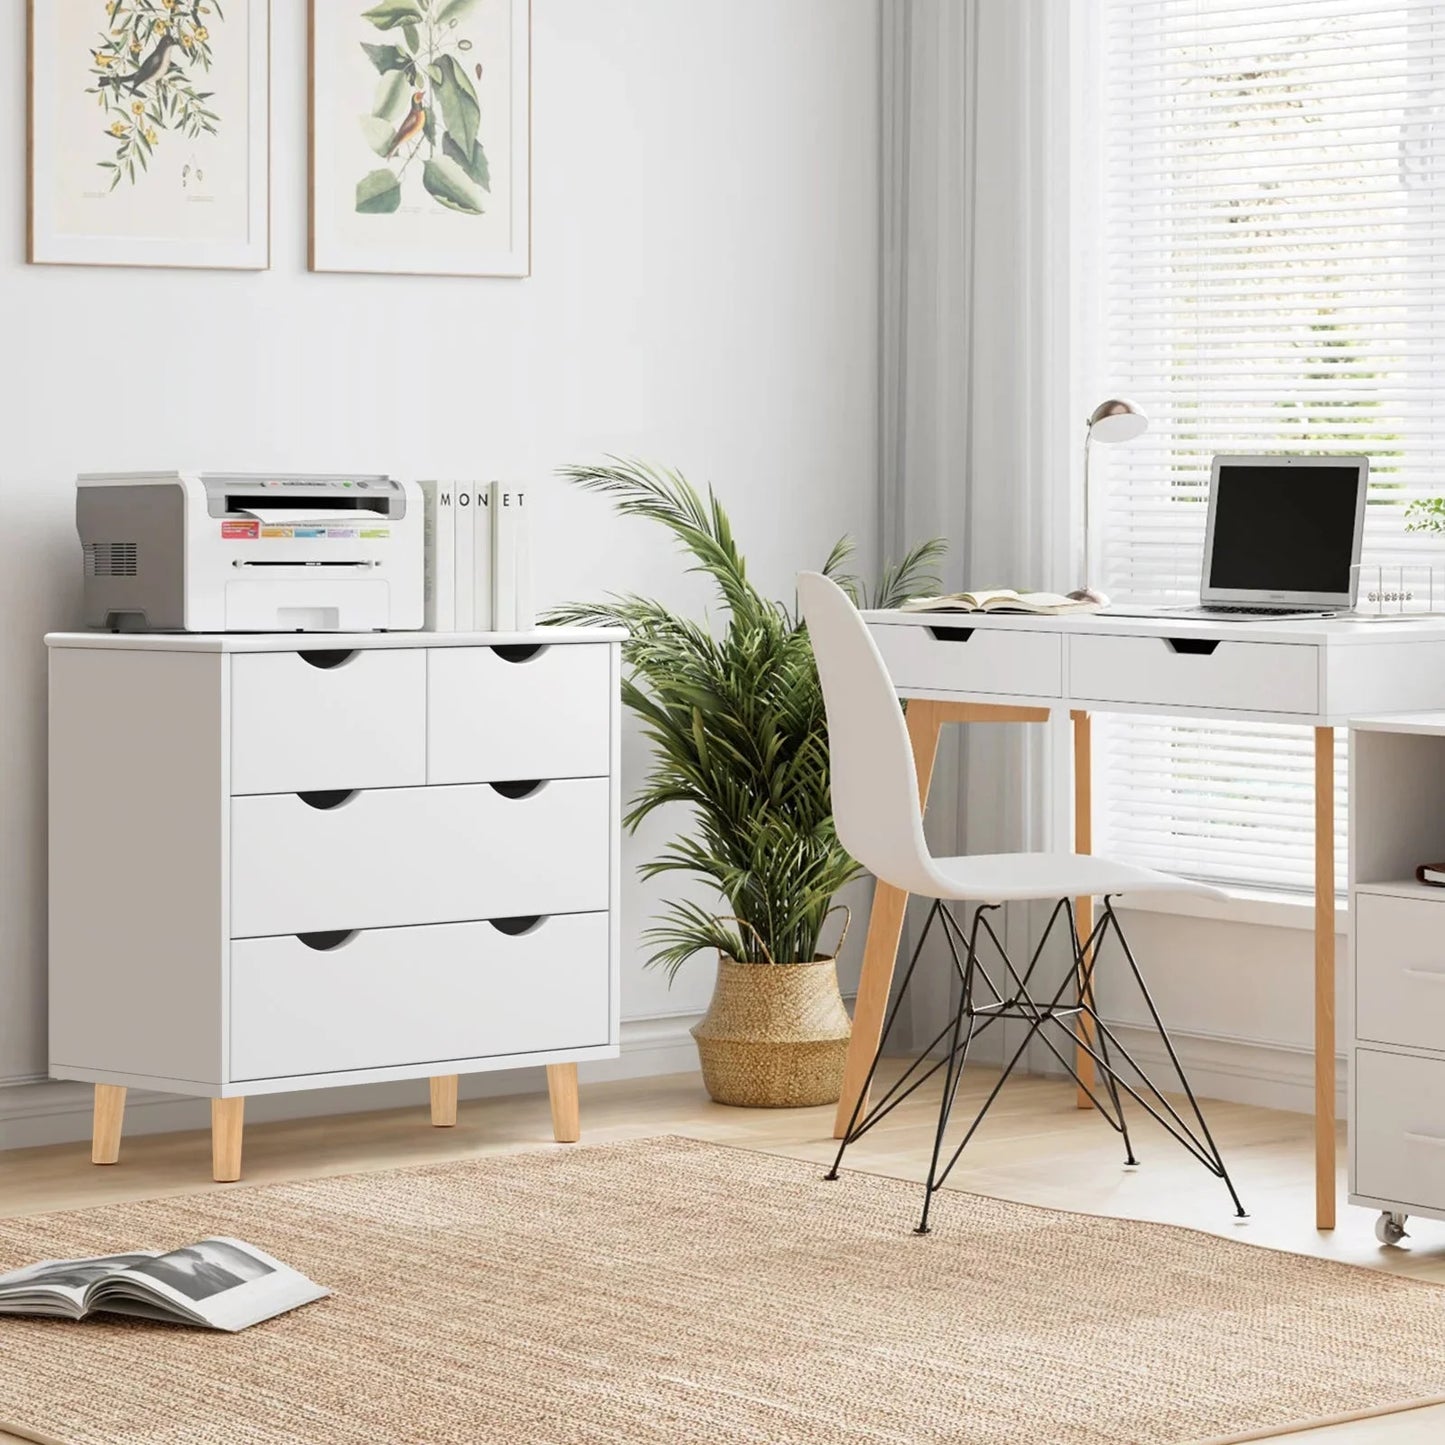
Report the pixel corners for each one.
[293,527,326,539]
[326,527,359,540]
[261,526,292,539]
[221,520,259,540]
[360,528,391,539]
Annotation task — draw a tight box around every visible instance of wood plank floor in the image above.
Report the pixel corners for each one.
[3,1064,1443,1443]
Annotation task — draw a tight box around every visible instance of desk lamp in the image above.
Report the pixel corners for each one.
[1079,398,1148,602]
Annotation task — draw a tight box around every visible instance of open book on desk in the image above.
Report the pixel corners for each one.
[0,1236,328,1332]
[899,589,1104,617]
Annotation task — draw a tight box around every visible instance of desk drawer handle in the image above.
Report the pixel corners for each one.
[926,627,975,643]
[489,915,546,936]
[1403,968,1445,982]
[298,649,357,670]
[489,779,547,799]
[1166,638,1220,656]
[297,789,358,810]
[492,643,546,664]
[296,929,358,951]
[1404,1131,1445,1150]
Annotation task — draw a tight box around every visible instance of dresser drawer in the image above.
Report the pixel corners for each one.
[869,624,1062,698]
[230,649,426,795]
[1354,1049,1445,1209]
[230,778,610,936]
[1068,635,1319,714]
[229,912,611,1080]
[1355,893,1445,1051]
[428,643,611,784]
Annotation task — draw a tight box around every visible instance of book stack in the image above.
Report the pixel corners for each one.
[418,481,533,632]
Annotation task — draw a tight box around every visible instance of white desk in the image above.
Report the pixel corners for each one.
[854,609,1445,1229]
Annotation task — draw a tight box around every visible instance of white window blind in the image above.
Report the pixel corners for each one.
[1092,0,1445,892]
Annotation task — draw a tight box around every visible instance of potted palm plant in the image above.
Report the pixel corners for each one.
[549,460,944,1107]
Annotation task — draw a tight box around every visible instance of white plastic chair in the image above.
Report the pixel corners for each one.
[798,572,1246,1233]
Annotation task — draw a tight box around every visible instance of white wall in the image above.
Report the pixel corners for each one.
[0,1,881,1135]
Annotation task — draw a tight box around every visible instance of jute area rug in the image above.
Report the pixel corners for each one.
[2,1136,1444,1445]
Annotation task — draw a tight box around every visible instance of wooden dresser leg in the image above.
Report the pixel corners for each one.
[91,1084,127,1165]
[546,1063,580,1143]
[211,1098,245,1183]
[430,1075,459,1127]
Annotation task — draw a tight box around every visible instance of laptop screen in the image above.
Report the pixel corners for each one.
[1208,463,1362,596]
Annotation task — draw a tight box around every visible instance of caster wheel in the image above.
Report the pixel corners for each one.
[1375,1211,1409,1246]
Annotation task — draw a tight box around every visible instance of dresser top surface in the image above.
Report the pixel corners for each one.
[45,627,626,652]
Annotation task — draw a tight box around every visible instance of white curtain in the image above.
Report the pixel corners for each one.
[878,0,1078,1046]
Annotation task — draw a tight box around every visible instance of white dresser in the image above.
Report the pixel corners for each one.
[46,629,623,1181]
[1348,712,1445,1243]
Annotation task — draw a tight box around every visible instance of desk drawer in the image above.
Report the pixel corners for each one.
[428,643,611,784]
[229,912,610,1080]
[870,624,1062,698]
[230,649,426,795]
[1354,1049,1445,1209]
[1355,893,1445,1051]
[1068,635,1319,714]
[230,779,610,936]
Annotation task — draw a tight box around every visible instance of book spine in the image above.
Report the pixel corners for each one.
[454,484,475,630]
[513,487,533,629]
[473,484,494,631]
[492,483,519,631]
[419,480,455,631]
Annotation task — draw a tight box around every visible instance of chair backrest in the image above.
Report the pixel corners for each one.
[798,572,939,895]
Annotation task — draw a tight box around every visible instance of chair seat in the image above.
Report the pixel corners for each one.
[927,851,1224,905]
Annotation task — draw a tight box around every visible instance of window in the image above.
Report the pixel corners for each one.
[1088,0,1445,892]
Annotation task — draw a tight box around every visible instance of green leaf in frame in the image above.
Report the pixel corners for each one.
[436,0,482,23]
[356,168,402,213]
[430,53,480,154]
[359,114,397,157]
[373,69,412,123]
[442,131,490,191]
[361,42,409,74]
[421,155,484,214]
[361,2,425,30]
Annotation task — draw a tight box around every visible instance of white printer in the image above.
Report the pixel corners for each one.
[77,472,424,632]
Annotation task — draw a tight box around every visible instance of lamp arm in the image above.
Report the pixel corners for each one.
[1082,426,1093,588]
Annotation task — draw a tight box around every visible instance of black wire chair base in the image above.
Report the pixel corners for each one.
[825,894,1248,1235]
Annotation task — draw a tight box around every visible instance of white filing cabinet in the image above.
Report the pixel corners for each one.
[1348,713,1445,1243]
[46,629,623,1181]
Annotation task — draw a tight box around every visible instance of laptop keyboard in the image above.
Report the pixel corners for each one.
[1175,604,1328,618]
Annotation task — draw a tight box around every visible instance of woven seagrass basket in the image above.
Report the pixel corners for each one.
[691,914,853,1108]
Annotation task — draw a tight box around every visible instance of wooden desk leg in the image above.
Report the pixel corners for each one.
[1315,727,1337,1231]
[547,1063,580,1143]
[1072,711,1096,1109]
[833,699,946,1139]
[91,1084,126,1165]
[211,1097,245,1183]
[430,1075,459,1127]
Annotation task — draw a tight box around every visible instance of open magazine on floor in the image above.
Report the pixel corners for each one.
[0,1237,328,1332]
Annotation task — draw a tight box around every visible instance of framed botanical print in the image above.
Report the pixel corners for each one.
[28,0,271,270]
[309,0,531,278]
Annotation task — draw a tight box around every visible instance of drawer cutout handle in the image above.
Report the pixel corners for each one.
[491,643,546,664]
[926,627,975,643]
[490,779,547,800]
[296,929,358,951]
[489,915,545,937]
[1403,967,1445,982]
[297,789,358,810]
[1404,1131,1445,1150]
[1165,638,1220,656]
[297,649,357,670]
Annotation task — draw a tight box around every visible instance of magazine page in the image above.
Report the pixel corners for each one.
[95,1237,329,1332]
[0,1253,159,1319]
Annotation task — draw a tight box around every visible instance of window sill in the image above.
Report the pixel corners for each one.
[1114,885,1348,933]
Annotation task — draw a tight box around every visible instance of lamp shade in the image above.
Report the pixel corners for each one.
[1087,398,1149,444]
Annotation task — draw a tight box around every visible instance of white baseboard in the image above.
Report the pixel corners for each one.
[0,1013,707,1154]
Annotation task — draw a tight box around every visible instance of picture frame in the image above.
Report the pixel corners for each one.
[27,0,271,271]
[309,0,531,279]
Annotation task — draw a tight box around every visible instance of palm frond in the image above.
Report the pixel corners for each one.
[870,537,949,610]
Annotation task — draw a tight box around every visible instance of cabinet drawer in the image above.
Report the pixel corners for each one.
[230,779,610,937]
[229,912,610,1081]
[1355,893,1445,1051]
[1068,635,1318,714]
[1354,1049,1445,1209]
[428,644,611,784]
[230,649,426,795]
[869,624,1062,698]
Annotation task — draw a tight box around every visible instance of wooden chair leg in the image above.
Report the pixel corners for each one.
[91,1084,126,1165]
[211,1097,245,1183]
[546,1063,580,1143]
[430,1074,459,1127]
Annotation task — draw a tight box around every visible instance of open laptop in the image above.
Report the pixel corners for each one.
[1110,454,1369,620]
